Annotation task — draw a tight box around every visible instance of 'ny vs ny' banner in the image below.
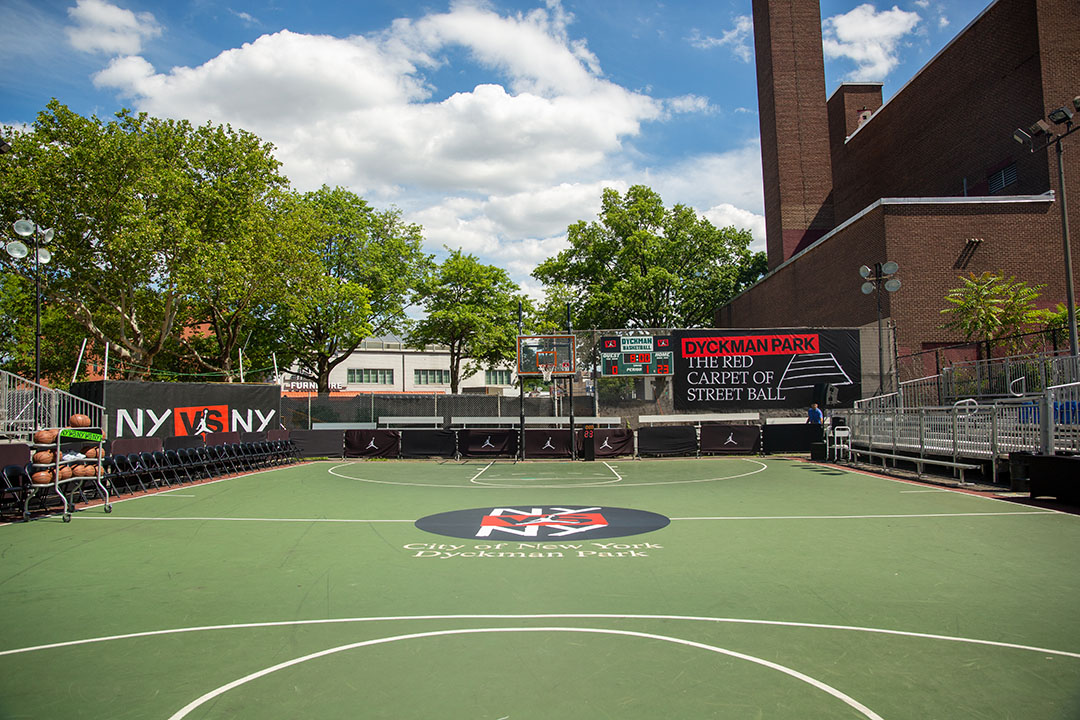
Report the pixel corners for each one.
[672,329,861,409]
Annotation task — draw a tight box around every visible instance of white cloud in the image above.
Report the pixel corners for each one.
[65,0,161,56]
[689,15,753,63]
[822,4,920,81]
[86,0,756,292]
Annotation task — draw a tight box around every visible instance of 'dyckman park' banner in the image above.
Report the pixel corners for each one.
[672,329,861,410]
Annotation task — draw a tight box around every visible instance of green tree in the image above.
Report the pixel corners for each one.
[174,123,296,381]
[280,186,432,392]
[940,272,1045,355]
[407,249,527,393]
[1,101,299,381]
[532,185,767,330]
[0,101,196,378]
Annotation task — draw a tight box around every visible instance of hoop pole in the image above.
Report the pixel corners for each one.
[567,303,575,460]
[518,300,525,461]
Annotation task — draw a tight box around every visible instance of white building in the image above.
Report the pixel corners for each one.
[284,336,518,394]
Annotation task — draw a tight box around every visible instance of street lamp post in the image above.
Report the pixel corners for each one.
[1013,95,1080,358]
[860,261,901,395]
[6,220,54,425]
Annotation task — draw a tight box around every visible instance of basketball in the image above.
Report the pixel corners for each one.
[59,465,74,479]
[34,429,59,444]
[30,470,54,485]
[82,446,100,458]
[69,413,92,428]
[33,450,55,465]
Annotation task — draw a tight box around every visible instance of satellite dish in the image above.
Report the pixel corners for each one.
[5,240,29,259]
[36,248,52,265]
[858,265,872,278]
[13,220,34,237]
[884,278,901,292]
[861,281,875,295]
[881,261,899,275]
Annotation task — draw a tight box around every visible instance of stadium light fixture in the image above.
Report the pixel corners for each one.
[859,261,900,394]
[1016,94,1080,357]
[1049,105,1074,126]
[0,137,10,154]
[8,220,55,411]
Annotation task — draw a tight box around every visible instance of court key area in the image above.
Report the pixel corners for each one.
[1,456,1078,719]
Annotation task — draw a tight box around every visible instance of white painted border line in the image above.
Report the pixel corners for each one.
[3,613,1078,661]
[73,516,414,523]
[166,627,883,720]
[671,511,1055,521]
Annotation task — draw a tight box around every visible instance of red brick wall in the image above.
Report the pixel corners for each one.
[830,0,1051,220]
[752,0,835,270]
[718,199,1060,355]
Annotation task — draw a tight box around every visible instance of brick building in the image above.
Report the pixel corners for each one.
[717,0,1079,382]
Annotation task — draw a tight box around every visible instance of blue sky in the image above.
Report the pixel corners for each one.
[1,0,990,299]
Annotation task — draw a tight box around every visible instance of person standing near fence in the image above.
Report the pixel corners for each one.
[807,402,824,438]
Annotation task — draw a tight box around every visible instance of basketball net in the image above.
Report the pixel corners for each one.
[539,363,556,383]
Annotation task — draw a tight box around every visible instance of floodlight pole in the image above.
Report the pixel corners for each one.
[875,264,885,395]
[518,300,525,461]
[1054,136,1079,357]
[567,303,575,461]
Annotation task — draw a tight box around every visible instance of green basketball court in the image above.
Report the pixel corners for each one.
[1,457,1078,719]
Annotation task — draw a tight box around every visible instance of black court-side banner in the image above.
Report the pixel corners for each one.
[344,430,401,458]
[289,429,345,458]
[458,429,518,457]
[700,424,760,455]
[673,329,861,410]
[524,429,573,458]
[590,429,635,457]
[400,430,457,458]
[71,380,281,440]
[637,425,697,457]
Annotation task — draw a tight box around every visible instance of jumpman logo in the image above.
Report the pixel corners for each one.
[599,437,612,449]
[365,437,378,450]
[481,436,495,448]
[193,409,211,436]
[542,436,555,450]
[724,433,737,445]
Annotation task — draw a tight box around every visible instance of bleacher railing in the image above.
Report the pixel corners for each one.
[848,380,1080,464]
[1,369,105,436]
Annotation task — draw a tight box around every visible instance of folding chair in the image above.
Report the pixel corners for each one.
[2,464,30,518]
[831,426,852,461]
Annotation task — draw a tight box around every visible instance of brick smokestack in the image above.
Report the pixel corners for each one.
[752,0,835,269]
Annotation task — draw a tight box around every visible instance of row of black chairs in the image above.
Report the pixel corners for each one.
[1,439,301,520]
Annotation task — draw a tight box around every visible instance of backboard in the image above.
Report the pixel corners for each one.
[517,335,576,376]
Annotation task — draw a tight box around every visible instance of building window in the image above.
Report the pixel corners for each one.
[414,369,451,385]
[485,369,513,385]
[988,163,1017,193]
[348,368,394,384]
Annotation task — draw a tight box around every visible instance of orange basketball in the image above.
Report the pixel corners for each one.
[30,470,54,485]
[69,414,92,428]
[34,429,59,444]
[81,446,99,458]
[33,450,55,465]
[59,465,74,479]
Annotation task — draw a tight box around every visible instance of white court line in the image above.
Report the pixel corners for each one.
[330,458,769,488]
[671,511,1055,521]
[165,627,884,720]
[468,461,495,484]
[900,490,950,494]
[3,612,1078,660]
[603,461,623,482]
[73,516,414,523]
[70,510,1056,524]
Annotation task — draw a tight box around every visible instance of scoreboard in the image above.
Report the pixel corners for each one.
[599,336,673,376]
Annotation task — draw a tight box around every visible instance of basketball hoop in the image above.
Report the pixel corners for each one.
[539,362,556,383]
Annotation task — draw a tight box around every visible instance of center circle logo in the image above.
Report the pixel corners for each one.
[415,505,670,540]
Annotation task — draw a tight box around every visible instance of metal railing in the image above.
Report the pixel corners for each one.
[1,369,105,436]
[847,381,1080,474]
[940,353,1080,403]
